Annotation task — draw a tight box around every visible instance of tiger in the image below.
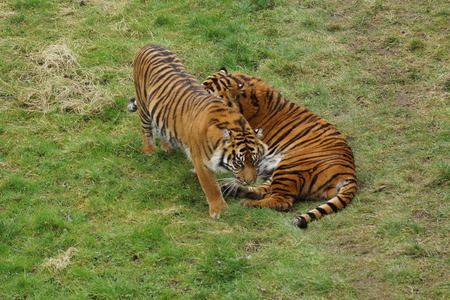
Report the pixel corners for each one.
[129,45,267,218]
[201,68,357,228]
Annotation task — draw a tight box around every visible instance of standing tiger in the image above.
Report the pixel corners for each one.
[202,68,357,228]
[129,45,267,218]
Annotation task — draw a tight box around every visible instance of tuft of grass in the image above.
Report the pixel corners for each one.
[408,38,426,52]
[154,15,172,27]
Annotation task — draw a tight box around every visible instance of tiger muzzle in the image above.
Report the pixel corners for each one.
[237,164,258,186]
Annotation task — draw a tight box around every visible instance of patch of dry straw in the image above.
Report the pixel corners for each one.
[41,247,78,272]
[17,44,110,115]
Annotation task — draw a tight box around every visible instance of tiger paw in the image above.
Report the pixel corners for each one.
[240,198,292,211]
[240,200,261,208]
[142,143,156,155]
[209,201,228,218]
[161,140,173,153]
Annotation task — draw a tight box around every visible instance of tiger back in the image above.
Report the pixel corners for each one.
[132,45,267,218]
[202,68,357,228]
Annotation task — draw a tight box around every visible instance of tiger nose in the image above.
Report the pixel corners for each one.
[242,173,257,185]
[244,179,254,185]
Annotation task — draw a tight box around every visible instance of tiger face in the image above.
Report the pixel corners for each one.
[212,128,265,185]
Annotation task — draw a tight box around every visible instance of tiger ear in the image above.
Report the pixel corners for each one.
[238,82,245,93]
[219,68,228,74]
[254,128,263,138]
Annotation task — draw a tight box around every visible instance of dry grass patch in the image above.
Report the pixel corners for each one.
[13,43,111,115]
[0,2,15,19]
[41,247,78,273]
[39,44,80,73]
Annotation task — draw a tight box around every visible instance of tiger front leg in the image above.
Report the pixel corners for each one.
[240,193,294,211]
[193,159,228,218]
[222,179,272,200]
[240,163,299,211]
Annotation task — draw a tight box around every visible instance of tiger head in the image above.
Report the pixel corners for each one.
[212,127,266,185]
[202,68,259,120]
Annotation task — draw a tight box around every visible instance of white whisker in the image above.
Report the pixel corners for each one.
[217,177,236,183]
[221,181,240,197]
[222,183,234,197]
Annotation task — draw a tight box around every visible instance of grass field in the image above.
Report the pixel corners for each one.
[0,0,449,299]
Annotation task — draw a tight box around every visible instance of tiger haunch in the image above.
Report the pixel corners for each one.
[132,45,267,218]
[202,69,357,228]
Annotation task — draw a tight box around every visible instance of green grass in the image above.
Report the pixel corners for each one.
[0,0,449,299]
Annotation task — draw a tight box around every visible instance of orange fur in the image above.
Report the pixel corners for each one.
[132,46,267,218]
[202,69,357,228]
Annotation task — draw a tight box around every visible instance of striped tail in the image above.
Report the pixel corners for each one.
[127,97,137,112]
[291,179,357,229]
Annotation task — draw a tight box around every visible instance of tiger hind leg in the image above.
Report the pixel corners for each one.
[141,128,157,155]
[141,127,173,153]
[160,139,173,152]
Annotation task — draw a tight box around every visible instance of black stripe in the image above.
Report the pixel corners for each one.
[316,207,327,216]
[307,212,317,221]
[327,202,339,212]
[337,196,347,207]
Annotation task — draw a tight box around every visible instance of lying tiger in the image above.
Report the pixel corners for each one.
[128,45,267,218]
[202,68,357,228]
